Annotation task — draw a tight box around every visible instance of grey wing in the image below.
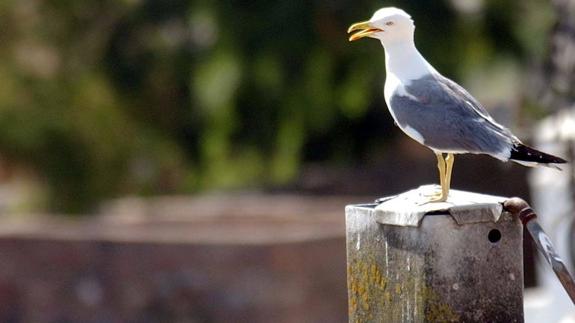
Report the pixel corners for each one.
[391,74,516,159]
[435,74,513,135]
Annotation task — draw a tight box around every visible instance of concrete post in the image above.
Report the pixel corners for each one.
[346,185,524,323]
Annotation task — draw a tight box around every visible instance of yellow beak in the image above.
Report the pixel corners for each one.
[347,21,382,42]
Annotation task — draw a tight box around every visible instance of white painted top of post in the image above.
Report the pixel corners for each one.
[373,185,507,227]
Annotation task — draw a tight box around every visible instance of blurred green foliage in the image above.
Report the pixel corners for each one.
[0,0,553,213]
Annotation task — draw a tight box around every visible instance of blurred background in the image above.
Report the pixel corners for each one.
[0,0,573,322]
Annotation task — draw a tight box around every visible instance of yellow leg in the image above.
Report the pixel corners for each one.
[445,153,455,193]
[428,153,449,202]
[436,153,446,190]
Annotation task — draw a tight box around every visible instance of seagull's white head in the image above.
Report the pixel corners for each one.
[347,7,414,45]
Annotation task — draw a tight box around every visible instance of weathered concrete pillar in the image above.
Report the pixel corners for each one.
[346,185,524,323]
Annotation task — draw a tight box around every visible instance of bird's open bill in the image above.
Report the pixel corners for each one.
[347,21,382,41]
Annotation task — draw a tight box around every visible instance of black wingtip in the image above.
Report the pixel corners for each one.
[510,143,567,164]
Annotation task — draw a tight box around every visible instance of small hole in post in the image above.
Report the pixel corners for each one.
[488,229,502,243]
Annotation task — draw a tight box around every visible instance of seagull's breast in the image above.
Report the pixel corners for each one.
[384,75,417,116]
[385,74,409,106]
[384,74,426,144]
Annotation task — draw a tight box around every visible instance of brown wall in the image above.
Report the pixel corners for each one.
[0,195,351,323]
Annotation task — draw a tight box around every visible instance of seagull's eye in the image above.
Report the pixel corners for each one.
[385,21,394,26]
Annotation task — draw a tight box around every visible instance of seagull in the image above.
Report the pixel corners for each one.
[347,7,566,202]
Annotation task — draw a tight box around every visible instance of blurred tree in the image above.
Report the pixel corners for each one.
[0,0,554,213]
[533,0,575,112]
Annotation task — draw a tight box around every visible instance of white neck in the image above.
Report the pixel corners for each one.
[382,40,434,81]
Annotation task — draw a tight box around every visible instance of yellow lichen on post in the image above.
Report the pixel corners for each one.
[419,284,460,322]
[348,254,460,322]
[347,257,389,322]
